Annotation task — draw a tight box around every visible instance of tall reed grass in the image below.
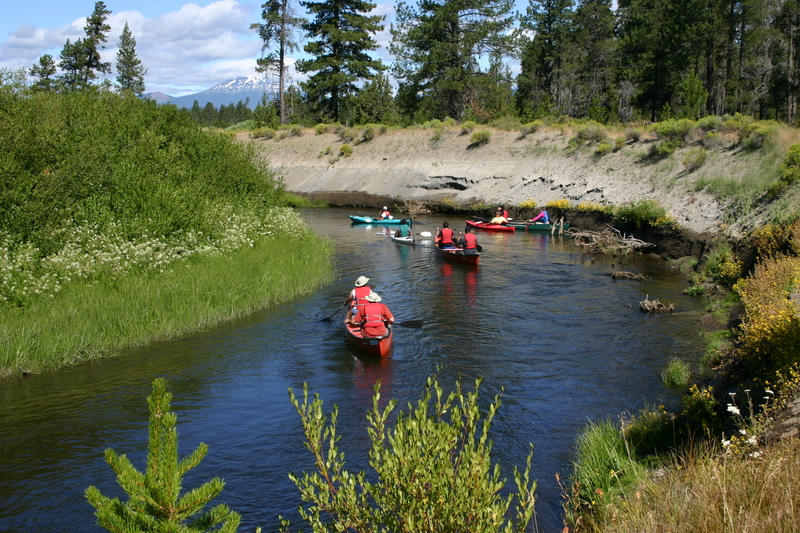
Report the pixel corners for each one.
[600,440,800,533]
[1,232,333,377]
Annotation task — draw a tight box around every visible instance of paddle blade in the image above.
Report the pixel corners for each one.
[418,231,432,237]
[395,320,424,328]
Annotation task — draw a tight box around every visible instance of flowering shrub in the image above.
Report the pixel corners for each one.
[546,198,572,210]
[733,255,800,381]
[517,198,539,210]
[576,202,612,214]
[0,208,309,307]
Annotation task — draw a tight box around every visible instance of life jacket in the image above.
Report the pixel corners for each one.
[440,227,454,245]
[361,302,386,328]
[380,210,391,219]
[463,233,477,249]
[353,286,371,313]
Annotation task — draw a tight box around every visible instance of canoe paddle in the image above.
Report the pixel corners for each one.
[321,301,348,322]
[393,320,424,328]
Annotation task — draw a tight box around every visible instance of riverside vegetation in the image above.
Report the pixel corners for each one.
[0,82,334,378]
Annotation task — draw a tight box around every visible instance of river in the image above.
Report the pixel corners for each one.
[0,208,708,532]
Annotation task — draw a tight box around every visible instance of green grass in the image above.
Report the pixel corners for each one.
[661,356,692,388]
[0,233,334,377]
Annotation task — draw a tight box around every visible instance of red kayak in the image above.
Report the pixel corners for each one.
[465,219,516,232]
[434,238,480,265]
[345,323,393,357]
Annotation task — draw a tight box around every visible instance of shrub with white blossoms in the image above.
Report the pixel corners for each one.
[0,207,309,307]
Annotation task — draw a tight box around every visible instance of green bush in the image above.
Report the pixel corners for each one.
[469,130,491,146]
[250,127,276,139]
[572,120,607,144]
[683,147,708,171]
[623,405,675,456]
[461,120,478,134]
[781,143,800,184]
[654,118,695,142]
[519,121,543,137]
[284,376,537,533]
[339,143,353,157]
[697,115,723,131]
[489,115,522,131]
[614,199,668,229]
[594,142,613,157]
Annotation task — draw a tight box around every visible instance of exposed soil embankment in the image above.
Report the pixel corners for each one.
[245,128,734,239]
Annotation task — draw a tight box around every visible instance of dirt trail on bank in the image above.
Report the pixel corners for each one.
[243,127,754,236]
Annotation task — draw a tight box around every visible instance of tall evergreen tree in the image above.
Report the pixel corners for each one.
[296,0,385,123]
[352,72,398,124]
[115,22,147,96]
[82,1,112,83]
[516,0,574,120]
[58,38,89,89]
[251,0,304,124]
[29,54,57,92]
[567,0,616,120]
[390,0,518,122]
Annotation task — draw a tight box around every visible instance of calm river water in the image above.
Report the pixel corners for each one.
[0,208,708,532]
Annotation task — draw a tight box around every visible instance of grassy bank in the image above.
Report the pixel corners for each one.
[1,231,333,378]
[0,87,335,378]
[562,221,800,532]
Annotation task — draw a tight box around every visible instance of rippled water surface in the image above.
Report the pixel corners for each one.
[0,208,708,532]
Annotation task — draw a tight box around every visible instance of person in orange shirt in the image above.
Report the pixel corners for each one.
[347,292,394,337]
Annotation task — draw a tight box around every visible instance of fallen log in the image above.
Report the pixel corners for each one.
[569,225,656,255]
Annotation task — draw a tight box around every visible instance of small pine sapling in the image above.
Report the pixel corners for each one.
[85,378,241,533]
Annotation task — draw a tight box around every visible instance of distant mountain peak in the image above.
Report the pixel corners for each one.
[143,76,277,110]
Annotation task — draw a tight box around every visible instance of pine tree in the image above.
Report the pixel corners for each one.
[85,378,241,533]
[296,0,385,122]
[516,0,574,120]
[58,38,89,89]
[390,0,518,122]
[251,0,304,124]
[29,54,57,92]
[115,22,147,96]
[83,1,112,83]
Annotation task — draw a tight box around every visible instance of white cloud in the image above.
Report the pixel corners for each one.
[1,0,264,96]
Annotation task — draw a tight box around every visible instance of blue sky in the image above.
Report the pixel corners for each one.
[0,0,398,96]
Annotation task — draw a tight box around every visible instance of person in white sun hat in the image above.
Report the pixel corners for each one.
[345,275,372,321]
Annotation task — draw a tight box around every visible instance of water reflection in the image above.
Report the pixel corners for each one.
[0,208,708,533]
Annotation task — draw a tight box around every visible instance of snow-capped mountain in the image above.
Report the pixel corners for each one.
[145,76,278,110]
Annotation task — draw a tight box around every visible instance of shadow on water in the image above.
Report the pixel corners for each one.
[0,208,708,532]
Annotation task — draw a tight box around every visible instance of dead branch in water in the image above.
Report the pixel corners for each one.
[608,271,650,281]
[639,294,674,313]
[570,225,656,255]
[404,199,430,217]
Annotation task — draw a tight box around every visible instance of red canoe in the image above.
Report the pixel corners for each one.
[434,238,480,265]
[345,323,394,357]
[465,219,516,232]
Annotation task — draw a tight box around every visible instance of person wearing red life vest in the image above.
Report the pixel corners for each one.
[435,221,455,248]
[457,226,479,254]
[348,292,394,337]
[378,206,392,219]
[345,275,372,321]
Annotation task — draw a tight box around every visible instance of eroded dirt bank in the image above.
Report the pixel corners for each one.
[245,127,732,238]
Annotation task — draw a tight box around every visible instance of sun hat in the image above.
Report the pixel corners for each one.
[365,292,382,303]
[383,206,388,210]
[355,276,370,287]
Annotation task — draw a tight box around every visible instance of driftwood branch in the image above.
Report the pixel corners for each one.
[404,199,430,217]
[569,225,656,255]
[639,294,673,313]
[608,271,650,281]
